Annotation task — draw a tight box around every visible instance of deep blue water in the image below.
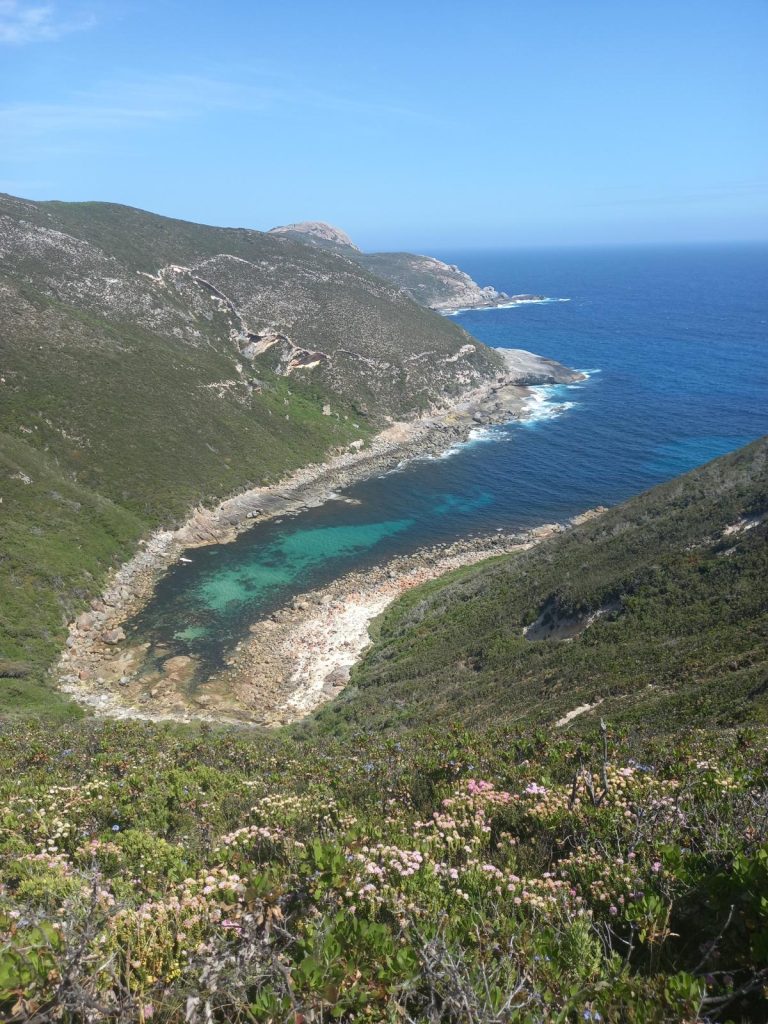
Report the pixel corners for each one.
[129,244,768,674]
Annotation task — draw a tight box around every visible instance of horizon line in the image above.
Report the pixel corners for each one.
[2,189,767,254]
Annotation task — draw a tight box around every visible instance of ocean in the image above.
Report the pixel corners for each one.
[128,243,768,672]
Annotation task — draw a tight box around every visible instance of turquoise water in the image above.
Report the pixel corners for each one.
[129,243,768,675]
[194,519,415,614]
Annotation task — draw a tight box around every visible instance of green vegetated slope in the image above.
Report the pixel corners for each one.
[1,194,501,414]
[0,193,501,713]
[0,431,142,717]
[313,437,768,736]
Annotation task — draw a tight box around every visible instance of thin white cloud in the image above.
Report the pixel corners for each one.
[0,71,429,157]
[0,76,283,166]
[0,1,94,44]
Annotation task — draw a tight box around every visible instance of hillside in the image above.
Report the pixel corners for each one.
[313,437,768,736]
[1,423,766,1021]
[269,220,515,310]
[1,195,502,416]
[0,193,504,715]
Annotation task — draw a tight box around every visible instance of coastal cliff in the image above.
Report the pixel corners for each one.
[268,220,531,311]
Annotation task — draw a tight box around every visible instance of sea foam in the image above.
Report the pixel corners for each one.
[522,385,577,424]
[442,297,570,317]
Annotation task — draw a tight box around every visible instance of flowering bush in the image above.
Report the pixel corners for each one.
[0,719,765,1021]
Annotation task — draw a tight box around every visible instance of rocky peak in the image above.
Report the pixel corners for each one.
[268,221,360,252]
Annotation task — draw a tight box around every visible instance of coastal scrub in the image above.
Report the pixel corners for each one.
[0,720,765,1021]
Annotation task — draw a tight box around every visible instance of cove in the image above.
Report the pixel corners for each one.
[127,243,768,681]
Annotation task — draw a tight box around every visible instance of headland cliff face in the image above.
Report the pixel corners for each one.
[268,220,539,312]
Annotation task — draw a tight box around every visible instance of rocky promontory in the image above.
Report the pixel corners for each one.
[267,220,548,313]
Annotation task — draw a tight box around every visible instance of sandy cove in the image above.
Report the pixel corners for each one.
[197,531,566,726]
[57,349,587,723]
[221,511,606,727]
[60,514,606,726]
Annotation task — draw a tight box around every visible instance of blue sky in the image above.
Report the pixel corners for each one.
[1,0,766,249]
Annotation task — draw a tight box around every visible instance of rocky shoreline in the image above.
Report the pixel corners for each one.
[57,349,587,724]
[435,293,550,314]
[442,294,561,313]
[221,509,607,727]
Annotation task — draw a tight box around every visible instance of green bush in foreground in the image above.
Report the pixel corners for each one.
[0,720,765,1021]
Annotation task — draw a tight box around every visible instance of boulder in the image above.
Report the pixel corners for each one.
[101,627,126,645]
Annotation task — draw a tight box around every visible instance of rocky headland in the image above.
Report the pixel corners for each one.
[267,220,545,313]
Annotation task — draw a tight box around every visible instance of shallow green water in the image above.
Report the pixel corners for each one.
[195,518,415,613]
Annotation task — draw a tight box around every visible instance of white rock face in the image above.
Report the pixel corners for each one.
[268,221,360,251]
[397,254,504,311]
